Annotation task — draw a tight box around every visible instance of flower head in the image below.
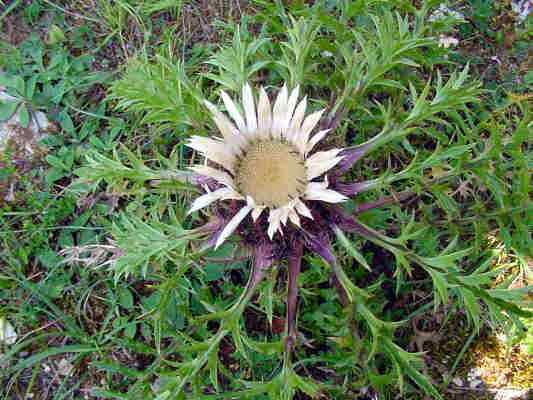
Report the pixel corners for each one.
[187,84,347,248]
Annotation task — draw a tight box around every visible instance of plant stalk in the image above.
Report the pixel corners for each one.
[285,242,303,352]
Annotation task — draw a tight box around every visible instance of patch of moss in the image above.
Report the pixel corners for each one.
[467,335,533,390]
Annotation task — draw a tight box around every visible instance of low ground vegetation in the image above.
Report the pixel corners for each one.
[0,1,531,399]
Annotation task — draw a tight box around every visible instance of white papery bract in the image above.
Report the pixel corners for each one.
[187,84,347,249]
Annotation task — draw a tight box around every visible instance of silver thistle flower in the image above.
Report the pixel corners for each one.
[186,84,347,248]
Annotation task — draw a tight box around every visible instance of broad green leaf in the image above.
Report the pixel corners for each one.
[47,24,66,44]
[12,76,25,95]
[0,100,19,121]
[118,287,134,309]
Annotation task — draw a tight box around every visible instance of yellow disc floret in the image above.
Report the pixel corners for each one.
[235,140,307,208]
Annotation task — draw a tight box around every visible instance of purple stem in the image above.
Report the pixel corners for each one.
[197,242,274,322]
[321,105,345,132]
[303,232,337,267]
[333,129,391,177]
[337,216,385,243]
[328,189,415,235]
[190,173,219,189]
[285,241,303,352]
[304,231,357,307]
[229,242,275,316]
[334,145,369,177]
[244,242,275,297]
[254,241,275,270]
[334,180,377,197]
[354,191,415,214]
[331,272,350,307]
[336,215,377,238]
[205,217,228,249]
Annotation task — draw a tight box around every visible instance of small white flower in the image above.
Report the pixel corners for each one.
[187,84,347,248]
[438,35,459,48]
[0,316,17,345]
